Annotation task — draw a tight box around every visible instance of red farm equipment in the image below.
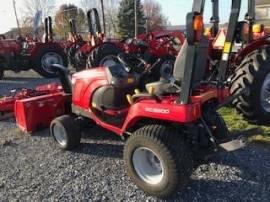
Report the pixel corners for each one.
[0,16,67,79]
[66,8,106,72]
[202,0,270,124]
[40,0,257,198]
[66,7,185,81]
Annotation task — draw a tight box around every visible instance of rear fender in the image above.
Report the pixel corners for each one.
[120,100,201,133]
[29,42,64,59]
[235,35,270,65]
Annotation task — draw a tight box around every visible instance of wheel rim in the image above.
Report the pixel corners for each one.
[52,124,67,147]
[260,73,270,112]
[160,60,174,80]
[132,147,164,185]
[41,52,63,74]
[100,55,119,67]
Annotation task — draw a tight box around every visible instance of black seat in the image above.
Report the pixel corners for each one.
[92,64,138,111]
[146,36,209,95]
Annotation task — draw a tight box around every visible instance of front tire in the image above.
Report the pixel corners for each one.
[124,125,193,198]
[34,48,68,78]
[88,43,122,68]
[50,115,81,150]
[230,46,270,124]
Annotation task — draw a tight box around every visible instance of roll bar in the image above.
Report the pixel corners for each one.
[218,0,241,81]
[48,16,53,41]
[69,19,77,34]
[87,8,102,36]
[44,16,53,43]
[210,0,220,37]
[179,0,241,104]
[44,17,49,43]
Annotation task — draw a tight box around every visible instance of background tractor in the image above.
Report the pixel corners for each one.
[203,0,270,124]
[0,17,67,79]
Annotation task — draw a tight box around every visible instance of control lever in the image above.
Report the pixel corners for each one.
[143,58,161,74]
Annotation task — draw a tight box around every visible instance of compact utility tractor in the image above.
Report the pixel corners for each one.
[205,0,270,124]
[0,17,67,79]
[48,0,257,197]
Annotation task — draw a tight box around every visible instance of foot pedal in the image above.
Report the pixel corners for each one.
[218,128,261,152]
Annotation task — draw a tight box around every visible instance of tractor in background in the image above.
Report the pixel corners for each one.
[204,0,270,124]
[88,30,185,80]
[0,16,67,79]
[67,7,185,81]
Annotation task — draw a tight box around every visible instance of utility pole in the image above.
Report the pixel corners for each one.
[12,0,21,36]
[100,0,106,35]
[134,0,138,38]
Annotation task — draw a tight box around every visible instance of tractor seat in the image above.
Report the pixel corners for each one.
[145,36,209,95]
[145,79,179,95]
[145,40,188,95]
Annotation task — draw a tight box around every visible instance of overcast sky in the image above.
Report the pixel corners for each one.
[0,0,247,34]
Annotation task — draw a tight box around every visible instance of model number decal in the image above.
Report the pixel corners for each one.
[145,107,170,114]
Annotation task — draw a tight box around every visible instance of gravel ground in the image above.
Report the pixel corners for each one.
[1,71,270,201]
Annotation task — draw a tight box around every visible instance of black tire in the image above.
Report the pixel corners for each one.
[67,42,86,71]
[89,43,122,68]
[203,110,229,142]
[34,47,68,78]
[230,46,270,124]
[50,115,81,150]
[155,55,175,80]
[0,69,4,80]
[74,51,87,72]
[124,125,193,198]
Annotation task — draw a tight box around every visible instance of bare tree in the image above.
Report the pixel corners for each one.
[143,0,168,31]
[22,0,55,22]
[54,4,86,38]
[80,0,120,37]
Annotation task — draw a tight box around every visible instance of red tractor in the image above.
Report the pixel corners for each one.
[65,8,106,72]
[229,0,270,124]
[0,16,67,79]
[203,0,270,124]
[88,30,185,80]
[48,0,255,197]
[67,8,185,81]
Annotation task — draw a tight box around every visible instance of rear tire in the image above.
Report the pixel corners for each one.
[156,55,175,80]
[230,46,270,124]
[89,43,122,68]
[50,115,81,150]
[34,47,68,78]
[124,125,193,198]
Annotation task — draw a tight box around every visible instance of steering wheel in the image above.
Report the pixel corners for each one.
[117,53,147,73]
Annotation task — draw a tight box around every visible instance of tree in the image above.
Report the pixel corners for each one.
[143,0,168,32]
[22,0,55,22]
[117,0,145,38]
[80,0,120,37]
[54,4,86,38]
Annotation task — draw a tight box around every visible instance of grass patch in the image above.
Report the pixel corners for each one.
[219,107,270,143]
